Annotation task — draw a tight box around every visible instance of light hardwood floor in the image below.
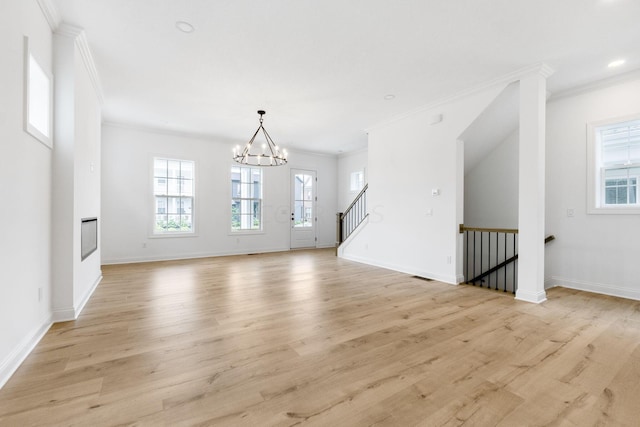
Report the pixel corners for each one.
[1,249,640,426]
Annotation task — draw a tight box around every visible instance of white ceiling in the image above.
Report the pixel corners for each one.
[54,0,640,155]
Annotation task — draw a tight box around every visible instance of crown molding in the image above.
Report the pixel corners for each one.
[548,68,640,103]
[366,62,555,133]
[102,121,339,158]
[338,146,368,159]
[55,24,105,105]
[103,120,223,142]
[36,0,61,31]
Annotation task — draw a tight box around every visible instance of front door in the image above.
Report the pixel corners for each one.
[290,169,317,249]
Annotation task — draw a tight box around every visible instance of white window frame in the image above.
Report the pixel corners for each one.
[151,157,196,236]
[23,36,52,148]
[587,114,640,214]
[230,165,264,234]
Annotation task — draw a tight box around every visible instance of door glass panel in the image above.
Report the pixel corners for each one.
[293,174,313,227]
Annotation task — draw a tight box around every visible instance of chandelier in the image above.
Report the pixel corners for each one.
[233,110,288,166]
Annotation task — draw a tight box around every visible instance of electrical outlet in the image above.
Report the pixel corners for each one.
[567,208,575,217]
[38,287,42,302]
[447,255,452,264]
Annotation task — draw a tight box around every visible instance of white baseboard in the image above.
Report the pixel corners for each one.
[515,289,547,304]
[52,307,76,323]
[0,316,52,389]
[75,273,102,316]
[52,273,103,322]
[547,276,640,301]
[101,246,291,265]
[340,252,459,285]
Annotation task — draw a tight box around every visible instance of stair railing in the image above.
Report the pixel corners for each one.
[337,183,368,245]
[459,224,555,294]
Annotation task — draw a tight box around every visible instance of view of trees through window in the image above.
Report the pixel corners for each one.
[153,158,194,233]
[231,166,262,231]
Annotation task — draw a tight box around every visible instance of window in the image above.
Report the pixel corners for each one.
[293,172,314,227]
[231,166,262,231]
[153,158,194,233]
[605,177,637,205]
[588,116,640,213]
[23,36,52,148]
[350,170,364,192]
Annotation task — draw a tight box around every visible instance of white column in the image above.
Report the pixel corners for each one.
[516,65,553,303]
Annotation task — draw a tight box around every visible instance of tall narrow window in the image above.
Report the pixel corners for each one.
[153,158,194,233]
[350,170,364,192]
[23,36,52,148]
[588,117,640,213]
[231,166,262,231]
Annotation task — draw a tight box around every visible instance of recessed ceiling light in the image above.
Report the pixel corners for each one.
[175,21,195,33]
[608,59,626,68]
[384,94,395,101]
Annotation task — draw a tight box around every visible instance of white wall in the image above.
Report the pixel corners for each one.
[545,76,640,300]
[337,148,368,211]
[464,130,519,228]
[72,40,102,311]
[101,124,337,263]
[51,27,102,321]
[341,84,508,284]
[0,0,54,387]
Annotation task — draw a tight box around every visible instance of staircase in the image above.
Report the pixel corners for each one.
[337,183,368,246]
[460,224,555,293]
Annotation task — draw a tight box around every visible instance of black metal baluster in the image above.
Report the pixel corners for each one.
[473,231,476,285]
[480,232,484,288]
[503,233,507,292]
[513,233,516,294]
[465,230,469,283]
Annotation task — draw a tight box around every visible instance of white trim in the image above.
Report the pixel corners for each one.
[340,252,459,285]
[515,289,547,304]
[0,316,52,389]
[548,69,640,103]
[587,114,640,215]
[52,274,102,322]
[75,274,102,318]
[151,156,197,236]
[290,168,317,249]
[55,24,104,104]
[546,276,640,302]
[102,122,339,158]
[231,165,265,234]
[36,0,61,30]
[338,147,368,159]
[101,246,292,265]
[52,307,76,323]
[366,63,554,133]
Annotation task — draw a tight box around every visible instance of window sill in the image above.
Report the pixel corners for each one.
[229,230,265,236]
[149,232,198,239]
[588,206,640,215]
